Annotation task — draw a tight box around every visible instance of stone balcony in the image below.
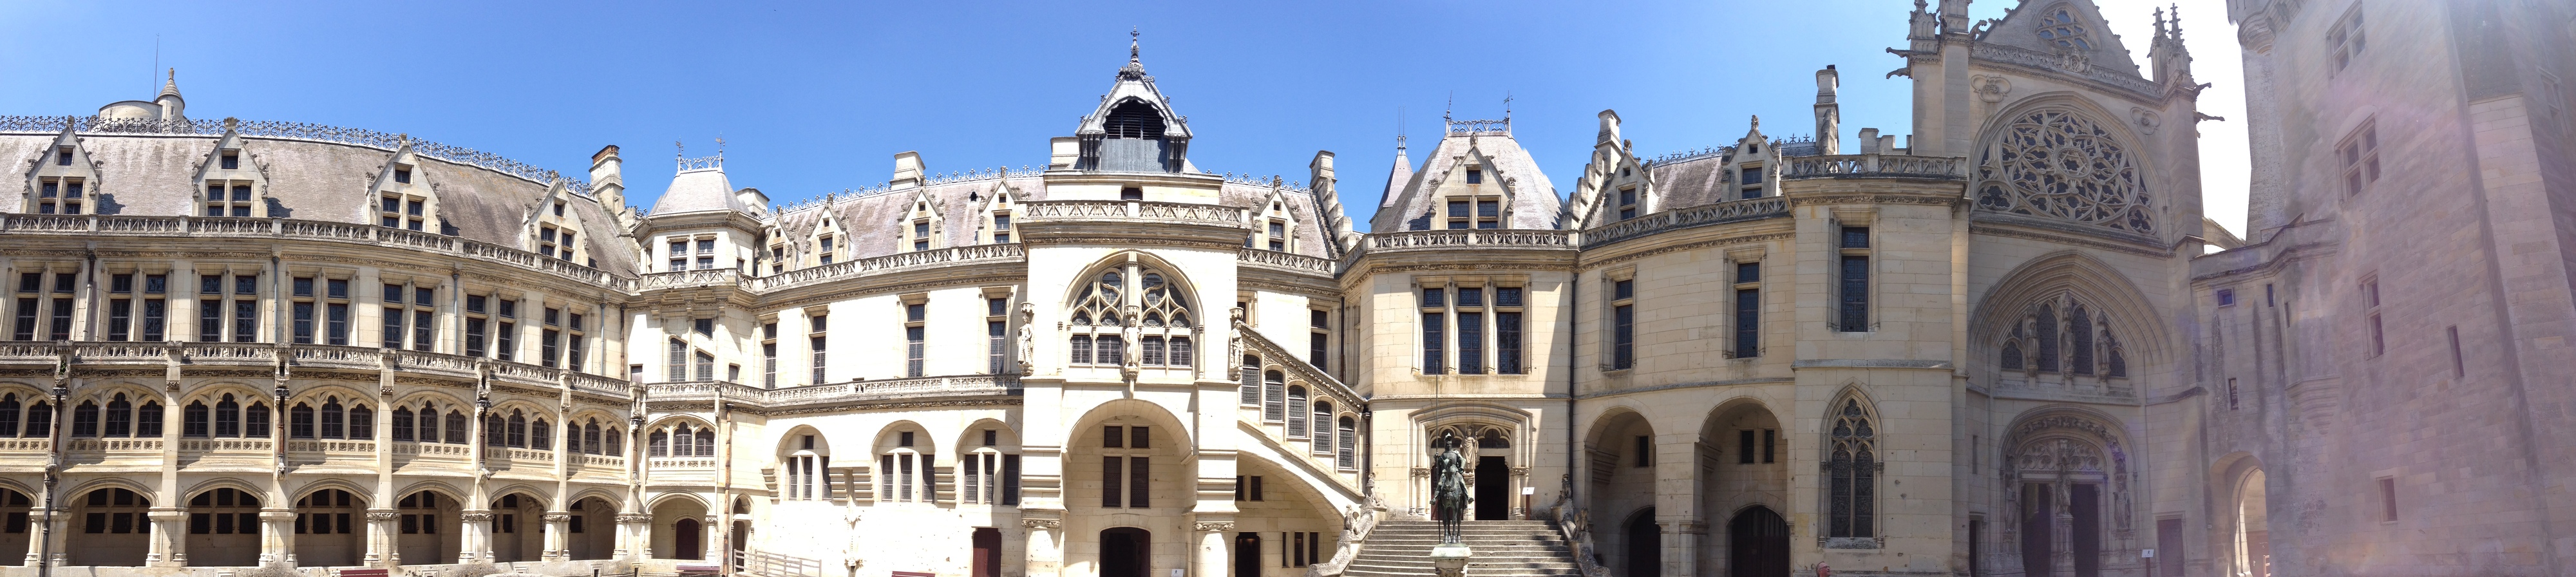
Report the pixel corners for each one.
[0,341,635,401]
[1779,153,1967,180]
[646,374,1021,412]
[755,244,1026,293]
[0,214,627,290]
[1017,200,1251,249]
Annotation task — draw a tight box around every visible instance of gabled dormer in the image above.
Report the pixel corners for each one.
[24,122,100,215]
[523,178,587,265]
[1428,142,1512,230]
[365,140,440,232]
[761,224,790,274]
[1571,109,1654,229]
[1072,31,1194,173]
[900,188,946,252]
[809,209,846,267]
[1723,117,1782,200]
[1251,186,1298,252]
[193,118,270,218]
[976,179,1021,245]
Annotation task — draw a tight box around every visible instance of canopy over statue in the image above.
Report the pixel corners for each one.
[1432,430,1469,544]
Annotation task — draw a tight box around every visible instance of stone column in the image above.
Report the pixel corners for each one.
[366,510,398,567]
[1655,437,1702,577]
[1191,522,1231,577]
[260,509,297,565]
[145,509,186,567]
[459,510,493,563]
[542,512,571,562]
[1660,521,1704,577]
[616,513,652,560]
[35,503,66,567]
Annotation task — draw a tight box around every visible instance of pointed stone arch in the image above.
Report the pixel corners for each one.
[1998,404,2137,576]
[1971,249,2170,382]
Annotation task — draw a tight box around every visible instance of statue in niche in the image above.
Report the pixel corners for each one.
[1016,303,1036,375]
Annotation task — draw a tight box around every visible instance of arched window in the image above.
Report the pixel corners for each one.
[0,394,19,437]
[137,401,160,437]
[506,411,527,448]
[319,397,345,439]
[649,430,671,457]
[1067,263,1195,370]
[584,421,603,455]
[183,401,209,437]
[2105,335,2128,378]
[531,418,551,449]
[605,426,623,455]
[2000,341,2025,371]
[785,433,829,501]
[1974,108,2153,232]
[2069,305,2095,375]
[1826,398,1877,539]
[289,403,315,439]
[2038,7,2092,50]
[1103,100,1166,140]
[24,401,51,438]
[672,424,696,457]
[348,404,372,439]
[104,394,131,437]
[2035,307,2060,373]
[1311,401,1335,456]
[72,401,100,437]
[694,428,715,457]
[880,432,931,504]
[1336,416,1358,470]
[1262,370,1286,422]
[392,406,415,441]
[245,401,270,437]
[214,395,240,437]
[1286,386,1309,439]
[484,413,504,447]
[443,410,466,444]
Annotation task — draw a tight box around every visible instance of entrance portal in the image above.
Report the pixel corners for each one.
[1475,456,1510,520]
[1624,507,1660,577]
[1233,532,1261,577]
[1100,527,1150,577]
[972,527,1001,577]
[1726,506,1788,577]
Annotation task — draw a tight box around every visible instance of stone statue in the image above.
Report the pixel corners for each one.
[1120,305,1143,369]
[1431,431,1469,544]
[1016,303,1036,375]
[1226,307,1245,361]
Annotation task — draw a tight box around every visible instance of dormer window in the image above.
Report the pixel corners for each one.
[1267,222,1287,251]
[914,221,932,251]
[381,193,426,231]
[219,151,239,170]
[536,225,577,261]
[1103,102,1166,139]
[816,234,836,265]
[2039,8,2092,50]
[392,166,412,184]
[1445,196,1502,230]
[992,214,1013,244]
[204,181,256,217]
[1618,187,1638,220]
[1740,166,1766,200]
[34,178,84,214]
[552,200,566,217]
[1466,169,1483,184]
[55,148,71,166]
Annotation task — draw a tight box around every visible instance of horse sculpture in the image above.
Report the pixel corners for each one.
[1432,431,1470,544]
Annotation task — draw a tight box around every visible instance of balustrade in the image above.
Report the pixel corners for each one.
[1019,200,1249,227]
[285,439,375,453]
[1237,248,1334,274]
[177,439,269,452]
[64,439,162,451]
[1582,196,1793,247]
[1780,153,1967,180]
[755,244,1024,292]
[0,213,627,290]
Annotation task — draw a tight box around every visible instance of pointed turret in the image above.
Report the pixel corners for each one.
[156,68,185,120]
[1378,135,1412,209]
[2148,6,2197,88]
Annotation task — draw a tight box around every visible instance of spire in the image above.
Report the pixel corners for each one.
[1119,27,1147,80]
[158,68,181,99]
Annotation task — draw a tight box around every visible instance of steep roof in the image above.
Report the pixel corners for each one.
[1368,129,1564,231]
[652,162,748,216]
[1985,0,2142,76]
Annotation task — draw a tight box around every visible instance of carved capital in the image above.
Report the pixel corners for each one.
[542,513,572,523]
[616,514,654,524]
[1193,522,1234,532]
[366,512,400,522]
[457,512,494,522]
[1021,518,1060,529]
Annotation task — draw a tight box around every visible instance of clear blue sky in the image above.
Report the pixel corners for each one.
[0,0,2245,232]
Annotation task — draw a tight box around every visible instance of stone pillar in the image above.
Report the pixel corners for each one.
[616,513,652,560]
[1021,516,1062,577]
[459,510,493,563]
[36,504,66,567]
[1660,521,1704,577]
[542,512,571,562]
[1655,436,1702,577]
[366,510,398,567]
[1191,522,1231,577]
[260,509,297,565]
[700,515,719,564]
[145,509,186,567]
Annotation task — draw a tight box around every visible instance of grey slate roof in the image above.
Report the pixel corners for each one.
[1368,132,1565,231]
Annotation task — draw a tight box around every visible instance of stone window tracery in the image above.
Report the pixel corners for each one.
[1975,108,2155,234]
[1066,262,1196,370]
[2038,7,2093,50]
[1826,397,1876,540]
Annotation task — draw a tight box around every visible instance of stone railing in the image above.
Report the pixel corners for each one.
[643,381,770,404]
[0,115,598,196]
[69,341,169,363]
[291,345,383,370]
[392,350,478,378]
[0,439,52,451]
[655,375,1021,409]
[1019,200,1249,228]
[506,448,555,462]
[637,269,751,292]
[1237,248,1334,275]
[1781,154,1967,180]
[392,442,473,457]
[177,439,269,452]
[568,373,634,397]
[580,454,625,469]
[183,343,274,364]
[649,457,718,468]
[286,440,375,453]
[0,214,627,290]
[755,244,1025,292]
[65,439,162,451]
[1360,229,1577,258]
[1582,196,1792,247]
[1304,496,1383,577]
[1548,493,1615,577]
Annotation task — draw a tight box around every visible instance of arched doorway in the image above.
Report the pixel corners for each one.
[1099,527,1150,577]
[1233,532,1260,577]
[395,490,461,565]
[568,497,618,561]
[0,489,28,566]
[652,496,710,561]
[1623,508,1660,577]
[2235,469,2270,577]
[1726,507,1788,577]
[291,487,365,567]
[1474,429,1511,520]
[2006,413,2132,577]
[489,493,544,563]
[185,487,261,567]
[70,487,150,566]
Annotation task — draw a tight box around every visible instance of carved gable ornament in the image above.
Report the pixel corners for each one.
[1975,108,2155,234]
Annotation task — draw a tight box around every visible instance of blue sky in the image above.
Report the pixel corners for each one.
[0,0,2246,233]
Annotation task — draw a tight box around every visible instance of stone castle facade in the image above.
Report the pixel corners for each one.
[0,1,2569,577]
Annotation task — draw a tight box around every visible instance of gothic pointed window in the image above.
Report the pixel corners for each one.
[1975,109,2154,234]
[1826,398,1876,539]
[2000,340,2025,371]
[1068,261,1195,369]
[2105,336,2128,378]
[2034,307,2061,373]
[2069,305,2096,375]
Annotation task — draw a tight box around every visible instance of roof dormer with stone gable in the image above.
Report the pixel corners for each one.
[1369,117,1563,232]
[899,188,947,253]
[192,119,272,218]
[1250,185,1299,253]
[1721,117,1785,202]
[523,179,589,266]
[1570,109,1656,229]
[23,122,101,215]
[365,140,446,233]
[974,178,1021,245]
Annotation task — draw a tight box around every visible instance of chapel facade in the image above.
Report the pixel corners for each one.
[0,1,2566,577]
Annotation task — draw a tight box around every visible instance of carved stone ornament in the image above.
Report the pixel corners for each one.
[542,513,573,522]
[366,512,400,521]
[1973,75,2012,104]
[1975,108,2157,234]
[1016,303,1036,375]
[616,514,654,524]
[2131,108,2161,136]
[1021,518,1060,529]
[457,512,494,522]
[1193,522,1235,532]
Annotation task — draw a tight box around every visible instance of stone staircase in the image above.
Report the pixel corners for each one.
[1345,520,1586,577]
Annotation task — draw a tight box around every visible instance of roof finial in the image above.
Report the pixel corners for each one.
[1502,92,1513,122]
[1397,107,1407,152]
[1750,115,1761,129]
[1130,27,1141,63]
[674,140,685,161]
